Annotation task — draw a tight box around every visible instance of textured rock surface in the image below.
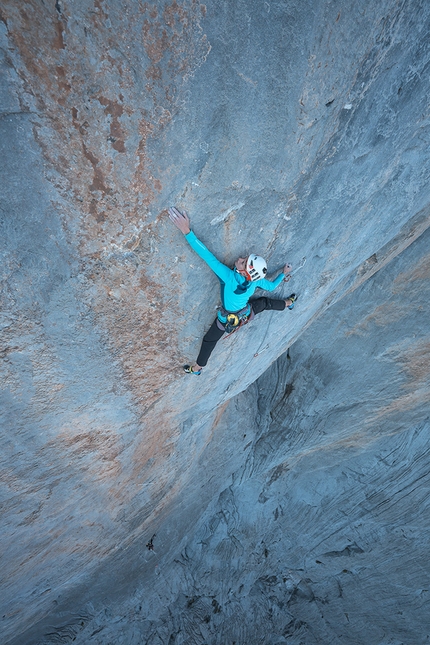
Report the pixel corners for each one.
[1,0,430,643]
[13,224,429,645]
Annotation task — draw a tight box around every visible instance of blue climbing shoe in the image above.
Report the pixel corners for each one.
[287,293,298,310]
[183,364,202,375]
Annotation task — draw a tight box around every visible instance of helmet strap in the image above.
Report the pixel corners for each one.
[243,270,253,281]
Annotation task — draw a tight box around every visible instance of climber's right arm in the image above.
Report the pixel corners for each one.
[168,207,230,281]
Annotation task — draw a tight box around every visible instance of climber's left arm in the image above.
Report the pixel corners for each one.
[256,263,292,291]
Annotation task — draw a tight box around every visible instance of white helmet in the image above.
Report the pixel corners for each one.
[246,254,267,281]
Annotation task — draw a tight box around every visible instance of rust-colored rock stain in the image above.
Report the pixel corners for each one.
[392,251,430,291]
[2,0,208,227]
[369,251,429,422]
[0,6,212,597]
[1,0,209,420]
[98,96,126,153]
[345,302,406,337]
[371,338,430,421]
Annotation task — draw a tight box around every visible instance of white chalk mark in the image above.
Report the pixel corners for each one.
[236,71,258,87]
[210,202,245,226]
[291,257,307,275]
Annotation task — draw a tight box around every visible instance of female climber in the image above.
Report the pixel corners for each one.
[168,207,297,375]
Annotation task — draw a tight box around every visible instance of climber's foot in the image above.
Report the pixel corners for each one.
[183,364,202,375]
[285,293,298,310]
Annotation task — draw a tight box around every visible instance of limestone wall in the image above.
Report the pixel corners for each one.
[1,1,429,642]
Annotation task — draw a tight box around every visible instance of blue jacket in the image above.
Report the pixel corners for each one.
[185,231,285,316]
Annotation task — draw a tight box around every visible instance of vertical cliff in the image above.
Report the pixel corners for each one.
[63,217,430,645]
[1,0,429,643]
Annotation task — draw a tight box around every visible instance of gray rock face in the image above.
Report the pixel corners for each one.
[18,219,429,645]
[1,0,429,643]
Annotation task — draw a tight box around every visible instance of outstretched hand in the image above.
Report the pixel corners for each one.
[168,207,191,235]
[283,263,292,276]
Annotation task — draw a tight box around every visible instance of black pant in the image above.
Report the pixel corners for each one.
[196,297,286,367]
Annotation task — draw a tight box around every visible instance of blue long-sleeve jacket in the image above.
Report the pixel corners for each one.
[185,231,285,314]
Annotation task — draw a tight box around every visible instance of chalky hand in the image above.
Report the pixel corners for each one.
[283,263,292,281]
[168,207,191,235]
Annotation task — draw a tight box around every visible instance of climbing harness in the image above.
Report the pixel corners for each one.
[223,314,250,339]
[219,304,254,337]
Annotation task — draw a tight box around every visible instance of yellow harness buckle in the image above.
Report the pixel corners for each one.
[227,313,240,328]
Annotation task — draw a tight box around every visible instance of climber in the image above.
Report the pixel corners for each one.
[168,207,297,374]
